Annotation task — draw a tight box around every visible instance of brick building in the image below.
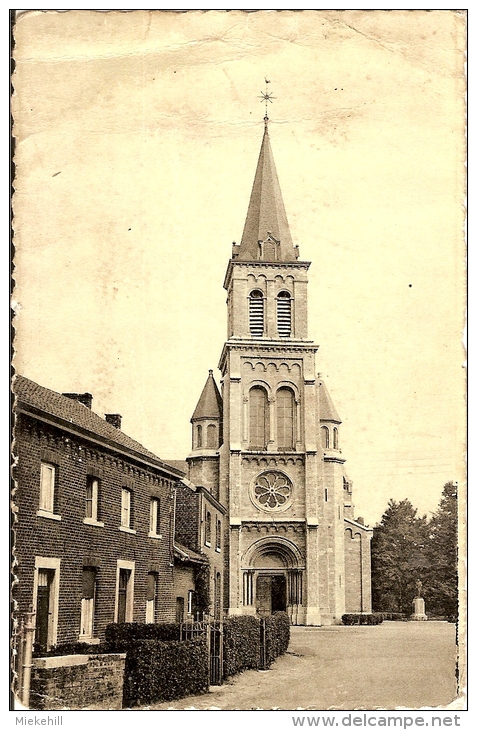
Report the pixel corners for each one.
[12,375,185,649]
[181,118,373,625]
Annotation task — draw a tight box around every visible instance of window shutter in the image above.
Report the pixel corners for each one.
[277,292,292,337]
[147,573,156,601]
[249,291,264,337]
[82,568,96,599]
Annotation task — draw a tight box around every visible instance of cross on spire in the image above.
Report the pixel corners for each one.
[260,78,275,127]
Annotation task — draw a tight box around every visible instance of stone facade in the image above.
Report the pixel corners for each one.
[184,122,373,625]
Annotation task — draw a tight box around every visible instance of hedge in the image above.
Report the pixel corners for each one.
[122,637,209,707]
[105,622,181,650]
[223,616,261,678]
[33,641,112,658]
[223,613,291,677]
[341,613,384,625]
[263,611,291,667]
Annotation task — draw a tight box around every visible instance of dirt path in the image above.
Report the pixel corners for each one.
[148,622,458,711]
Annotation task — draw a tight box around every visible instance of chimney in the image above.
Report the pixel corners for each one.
[63,392,93,409]
[105,413,122,430]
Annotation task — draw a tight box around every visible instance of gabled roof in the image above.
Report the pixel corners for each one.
[237,125,297,262]
[318,378,341,423]
[13,374,182,476]
[191,370,222,421]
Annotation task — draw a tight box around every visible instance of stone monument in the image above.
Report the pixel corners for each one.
[411,580,428,621]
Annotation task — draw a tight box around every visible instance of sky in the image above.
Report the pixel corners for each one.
[12,9,466,526]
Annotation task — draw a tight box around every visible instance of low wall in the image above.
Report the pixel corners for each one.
[30,653,126,710]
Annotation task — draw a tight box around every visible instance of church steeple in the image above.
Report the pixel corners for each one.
[234,121,299,263]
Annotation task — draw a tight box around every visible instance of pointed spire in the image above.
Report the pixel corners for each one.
[191,370,223,421]
[237,123,298,262]
[317,377,341,423]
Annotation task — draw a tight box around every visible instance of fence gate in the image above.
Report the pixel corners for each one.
[180,619,223,686]
[208,622,223,686]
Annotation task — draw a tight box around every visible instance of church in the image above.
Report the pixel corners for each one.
[185,115,373,626]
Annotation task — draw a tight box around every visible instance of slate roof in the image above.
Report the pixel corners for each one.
[318,378,341,423]
[13,374,182,476]
[238,125,297,262]
[191,370,222,421]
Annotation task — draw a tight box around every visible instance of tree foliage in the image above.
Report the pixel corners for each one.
[425,482,458,617]
[371,484,458,617]
[371,498,429,613]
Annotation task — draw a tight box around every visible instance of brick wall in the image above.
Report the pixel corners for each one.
[30,653,126,710]
[175,484,200,550]
[13,413,179,646]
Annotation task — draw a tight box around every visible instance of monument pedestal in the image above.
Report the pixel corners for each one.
[411,596,427,621]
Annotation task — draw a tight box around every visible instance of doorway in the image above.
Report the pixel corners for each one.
[256,574,287,616]
[35,568,55,649]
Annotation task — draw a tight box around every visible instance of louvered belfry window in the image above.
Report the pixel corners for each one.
[277,291,292,337]
[249,290,264,337]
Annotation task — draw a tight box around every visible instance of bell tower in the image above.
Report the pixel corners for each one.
[218,110,347,625]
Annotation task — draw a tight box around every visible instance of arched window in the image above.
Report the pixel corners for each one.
[249,290,264,337]
[276,387,294,450]
[321,425,330,449]
[205,511,211,545]
[333,427,339,450]
[249,386,269,450]
[196,424,203,448]
[207,424,217,448]
[216,517,221,551]
[277,291,292,337]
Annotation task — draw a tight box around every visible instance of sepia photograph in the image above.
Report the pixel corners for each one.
[11,9,466,714]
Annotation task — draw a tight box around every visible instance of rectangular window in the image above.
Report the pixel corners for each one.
[149,497,160,536]
[85,477,99,521]
[39,462,55,513]
[205,511,211,546]
[187,589,196,616]
[146,572,158,623]
[80,567,97,638]
[121,488,132,529]
[116,564,134,623]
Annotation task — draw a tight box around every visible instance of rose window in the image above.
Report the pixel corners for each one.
[252,471,292,511]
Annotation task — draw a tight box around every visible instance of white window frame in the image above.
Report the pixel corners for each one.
[83,477,104,527]
[120,488,136,533]
[114,559,135,623]
[32,557,61,650]
[37,463,61,520]
[148,497,162,539]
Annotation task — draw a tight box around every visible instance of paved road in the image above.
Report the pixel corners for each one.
[150,621,459,711]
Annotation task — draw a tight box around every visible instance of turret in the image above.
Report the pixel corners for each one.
[187,370,223,499]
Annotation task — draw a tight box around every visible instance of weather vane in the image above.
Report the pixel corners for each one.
[260,78,275,126]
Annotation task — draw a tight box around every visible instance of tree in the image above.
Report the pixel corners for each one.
[424,482,458,617]
[371,498,429,614]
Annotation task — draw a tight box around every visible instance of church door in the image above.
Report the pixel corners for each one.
[256,575,272,616]
[271,575,287,613]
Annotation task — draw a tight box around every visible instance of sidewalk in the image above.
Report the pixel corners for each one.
[147,622,459,711]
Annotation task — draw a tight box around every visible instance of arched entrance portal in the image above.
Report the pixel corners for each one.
[242,537,304,624]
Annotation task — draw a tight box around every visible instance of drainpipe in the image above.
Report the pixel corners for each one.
[21,608,35,708]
